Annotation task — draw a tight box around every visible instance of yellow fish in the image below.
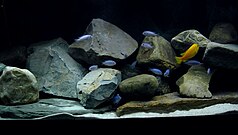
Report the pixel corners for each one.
[175,43,199,64]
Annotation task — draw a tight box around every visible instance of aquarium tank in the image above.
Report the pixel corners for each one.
[0,0,238,120]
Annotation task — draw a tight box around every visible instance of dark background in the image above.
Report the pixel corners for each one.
[1,0,238,49]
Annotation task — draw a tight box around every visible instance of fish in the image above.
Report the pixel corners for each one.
[130,60,137,69]
[175,43,199,64]
[184,60,202,65]
[102,60,116,66]
[112,94,121,106]
[207,68,211,74]
[163,69,170,77]
[142,31,158,36]
[149,68,163,75]
[89,65,98,71]
[75,34,93,42]
[141,42,153,49]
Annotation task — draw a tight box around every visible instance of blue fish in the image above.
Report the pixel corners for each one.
[75,34,93,42]
[163,69,170,77]
[142,31,158,36]
[149,68,163,75]
[102,60,116,66]
[141,42,153,49]
[130,60,137,69]
[89,65,98,71]
[112,94,121,105]
[207,68,211,74]
[184,60,202,66]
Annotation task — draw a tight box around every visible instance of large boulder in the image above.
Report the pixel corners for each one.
[119,74,159,100]
[27,38,87,98]
[176,65,212,98]
[136,36,177,70]
[77,68,121,109]
[209,23,238,43]
[0,66,39,105]
[171,29,211,53]
[202,42,238,70]
[68,18,138,65]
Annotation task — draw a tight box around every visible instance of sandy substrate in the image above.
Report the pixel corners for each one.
[27,103,238,120]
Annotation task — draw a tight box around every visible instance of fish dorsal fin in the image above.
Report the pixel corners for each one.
[180,52,185,56]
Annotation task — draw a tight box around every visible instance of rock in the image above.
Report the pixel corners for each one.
[209,23,238,43]
[136,36,177,70]
[68,18,138,65]
[116,92,238,116]
[0,63,6,74]
[176,65,212,98]
[202,42,238,70]
[119,74,159,100]
[77,68,121,109]
[0,66,39,105]
[156,77,171,95]
[0,98,109,119]
[27,37,87,98]
[171,29,211,53]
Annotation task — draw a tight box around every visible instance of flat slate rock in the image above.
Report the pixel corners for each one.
[0,98,109,119]
[116,92,238,116]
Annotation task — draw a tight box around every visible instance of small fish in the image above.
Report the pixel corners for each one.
[75,34,93,42]
[184,60,202,66]
[102,60,116,66]
[175,43,199,64]
[130,60,137,69]
[89,65,98,71]
[207,68,211,74]
[141,42,153,49]
[112,94,121,105]
[163,69,170,77]
[142,31,158,36]
[149,68,163,75]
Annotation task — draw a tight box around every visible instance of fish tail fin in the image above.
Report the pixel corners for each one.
[176,57,182,64]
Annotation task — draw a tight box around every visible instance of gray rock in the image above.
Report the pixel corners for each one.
[176,65,212,98]
[0,98,109,119]
[0,66,39,105]
[68,18,138,65]
[119,74,159,100]
[203,42,238,70]
[136,36,177,70]
[77,68,121,108]
[27,38,87,98]
[171,29,211,53]
[116,92,238,116]
[156,77,171,95]
[209,23,238,43]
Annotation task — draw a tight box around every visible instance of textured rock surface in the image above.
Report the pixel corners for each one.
[202,42,238,70]
[77,68,121,108]
[27,38,86,98]
[156,77,171,95]
[209,23,237,43]
[171,29,211,53]
[119,74,159,100]
[116,92,238,116]
[0,98,109,119]
[68,18,138,65]
[0,66,39,105]
[136,36,177,70]
[176,65,212,98]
